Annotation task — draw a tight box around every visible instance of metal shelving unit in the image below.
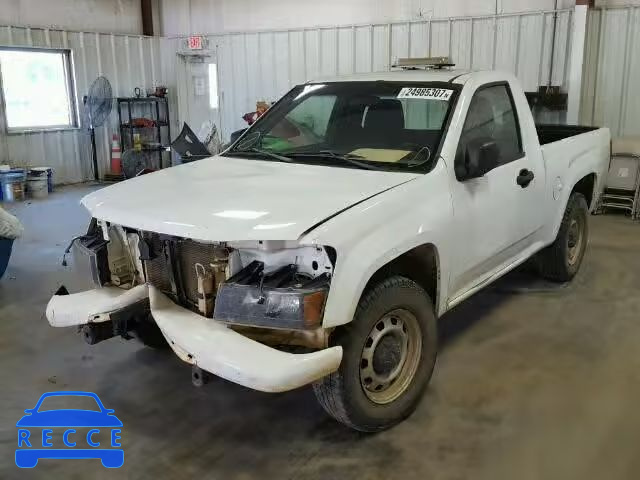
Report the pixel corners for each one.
[117,97,171,170]
[597,137,640,219]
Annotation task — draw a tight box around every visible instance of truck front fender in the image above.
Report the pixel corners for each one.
[300,169,454,329]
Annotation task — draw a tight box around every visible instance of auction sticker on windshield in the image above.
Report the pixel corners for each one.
[397,87,453,101]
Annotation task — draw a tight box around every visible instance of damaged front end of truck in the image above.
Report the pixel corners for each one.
[47,219,343,392]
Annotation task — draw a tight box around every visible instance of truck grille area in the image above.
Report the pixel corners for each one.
[142,234,225,310]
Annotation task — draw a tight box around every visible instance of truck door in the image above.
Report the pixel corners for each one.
[448,81,545,301]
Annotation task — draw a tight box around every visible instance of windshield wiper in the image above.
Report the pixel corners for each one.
[406,146,433,168]
[287,151,382,171]
[234,131,262,150]
[227,148,295,163]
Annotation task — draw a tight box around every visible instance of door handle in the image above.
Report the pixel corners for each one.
[517,169,535,188]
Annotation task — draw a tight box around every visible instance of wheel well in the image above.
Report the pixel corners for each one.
[364,244,439,307]
[571,173,596,209]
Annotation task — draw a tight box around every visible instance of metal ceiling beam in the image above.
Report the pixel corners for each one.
[141,0,154,36]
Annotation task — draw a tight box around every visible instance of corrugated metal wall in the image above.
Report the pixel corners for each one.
[0,8,575,183]
[581,5,640,137]
[0,26,164,184]
[169,8,574,141]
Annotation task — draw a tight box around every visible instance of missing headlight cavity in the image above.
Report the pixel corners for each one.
[325,246,337,267]
[225,260,330,289]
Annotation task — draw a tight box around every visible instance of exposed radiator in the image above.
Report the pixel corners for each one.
[177,240,225,306]
[142,234,226,310]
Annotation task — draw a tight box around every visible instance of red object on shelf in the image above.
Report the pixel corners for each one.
[130,117,156,128]
[111,134,122,175]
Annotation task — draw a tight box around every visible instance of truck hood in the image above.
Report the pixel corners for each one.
[82,156,419,241]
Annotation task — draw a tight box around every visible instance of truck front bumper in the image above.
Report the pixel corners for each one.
[45,285,343,393]
[45,284,149,327]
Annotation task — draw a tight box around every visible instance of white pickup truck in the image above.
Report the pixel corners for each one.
[47,69,609,431]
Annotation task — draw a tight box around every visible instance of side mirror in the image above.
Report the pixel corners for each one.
[230,128,248,144]
[455,138,500,181]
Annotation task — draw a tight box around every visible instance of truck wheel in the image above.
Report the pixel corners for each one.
[133,314,169,349]
[536,192,589,282]
[313,276,437,432]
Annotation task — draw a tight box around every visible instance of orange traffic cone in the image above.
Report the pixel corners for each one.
[111,134,122,175]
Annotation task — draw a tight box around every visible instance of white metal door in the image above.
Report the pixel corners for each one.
[177,53,222,143]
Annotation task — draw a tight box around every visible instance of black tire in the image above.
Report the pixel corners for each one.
[133,314,169,349]
[536,192,589,282]
[313,276,437,432]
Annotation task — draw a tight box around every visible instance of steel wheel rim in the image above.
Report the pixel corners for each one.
[567,216,584,266]
[359,308,422,405]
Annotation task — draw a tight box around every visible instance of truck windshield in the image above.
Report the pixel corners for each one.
[225,81,457,172]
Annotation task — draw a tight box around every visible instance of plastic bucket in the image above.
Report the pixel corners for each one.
[0,170,26,202]
[0,237,14,280]
[27,177,49,199]
[29,167,53,193]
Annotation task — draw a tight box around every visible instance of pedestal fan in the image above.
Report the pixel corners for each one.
[84,77,113,181]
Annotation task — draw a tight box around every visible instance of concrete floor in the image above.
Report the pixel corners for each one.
[2,184,640,479]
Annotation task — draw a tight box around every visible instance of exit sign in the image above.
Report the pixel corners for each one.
[188,35,204,50]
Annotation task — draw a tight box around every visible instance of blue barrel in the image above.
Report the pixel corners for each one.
[0,237,14,280]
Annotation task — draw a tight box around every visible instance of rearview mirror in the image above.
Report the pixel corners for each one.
[455,138,500,181]
[230,128,248,143]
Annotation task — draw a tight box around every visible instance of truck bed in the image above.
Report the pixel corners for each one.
[536,124,599,146]
[539,125,610,219]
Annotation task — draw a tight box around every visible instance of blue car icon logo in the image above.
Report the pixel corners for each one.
[16,391,123,468]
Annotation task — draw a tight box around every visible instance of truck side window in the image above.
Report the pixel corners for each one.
[458,84,522,166]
